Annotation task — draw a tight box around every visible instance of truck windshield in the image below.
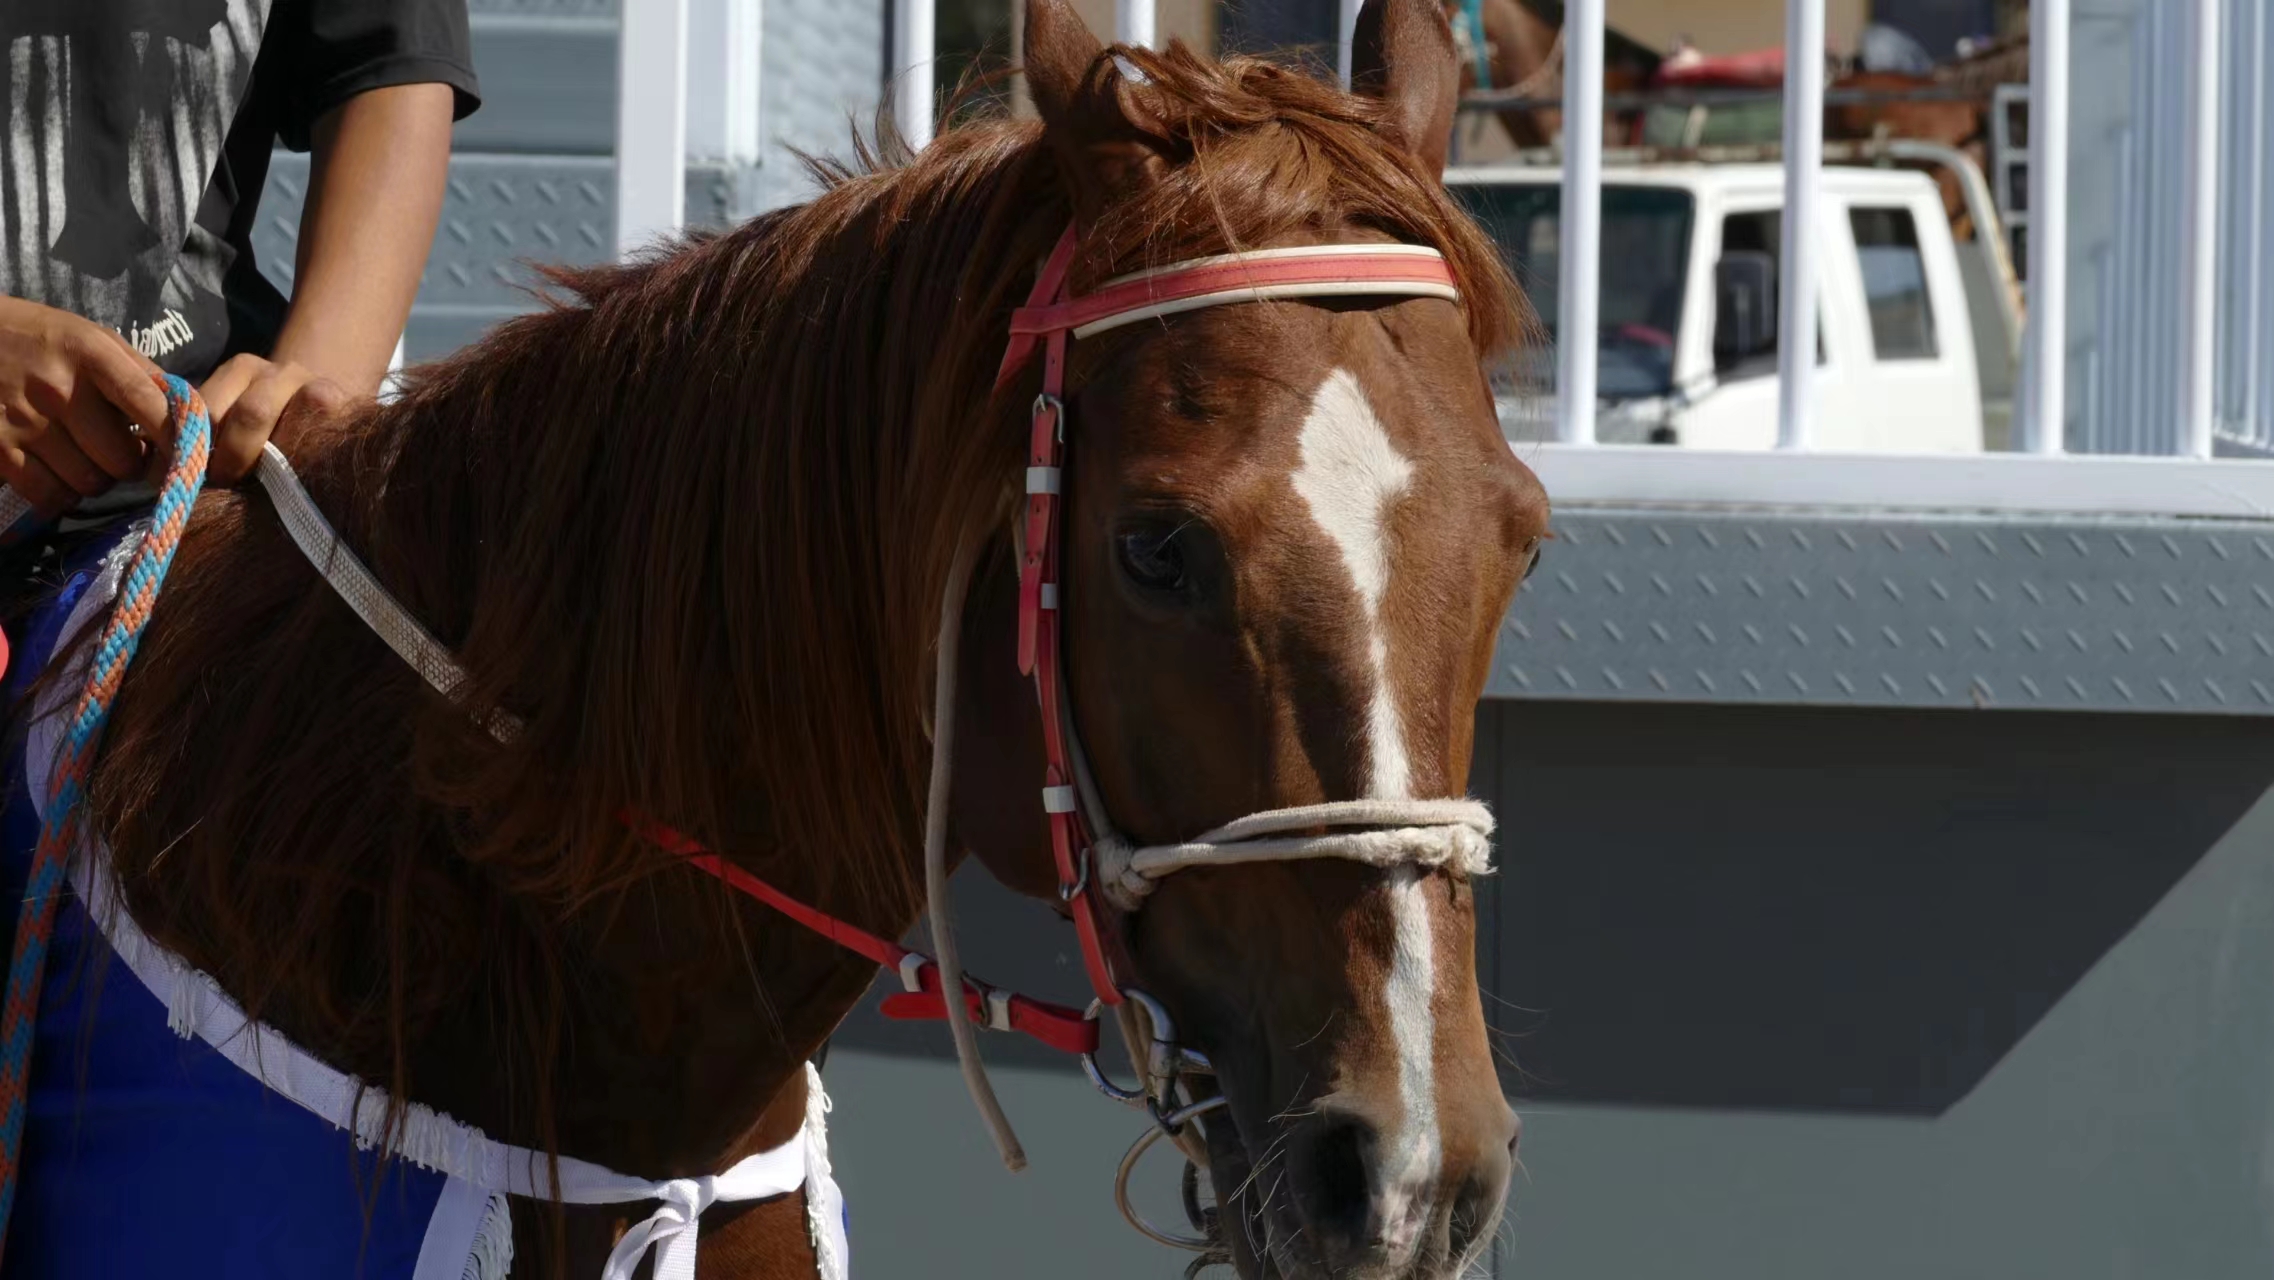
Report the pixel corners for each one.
[1453,183,1697,402]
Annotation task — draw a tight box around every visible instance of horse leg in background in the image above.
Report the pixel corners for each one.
[1476,0,1560,146]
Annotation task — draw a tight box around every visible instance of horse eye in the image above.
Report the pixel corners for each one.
[1524,542,1544,581]
[1117,525,1189,593]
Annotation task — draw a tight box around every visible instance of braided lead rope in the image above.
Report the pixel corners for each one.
[0,374,211,1260]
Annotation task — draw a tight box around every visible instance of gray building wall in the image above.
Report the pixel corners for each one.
[823,694,2274,1278]
[252,0,885,361]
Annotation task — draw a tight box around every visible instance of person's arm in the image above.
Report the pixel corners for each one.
[199,82,456,481]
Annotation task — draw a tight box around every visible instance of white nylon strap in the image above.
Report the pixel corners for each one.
[254,444,522,743]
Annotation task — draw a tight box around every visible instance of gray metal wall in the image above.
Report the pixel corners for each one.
[822,694,2274,1278]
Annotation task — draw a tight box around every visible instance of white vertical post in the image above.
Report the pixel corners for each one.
[617,0,691,256]
[687,0,763,167]
[1337,0,1364,84]
[1117,0,1155,49]
[1776,0,1824,450]
[1555,0,1603,445]
[2238,0,2265,445]
[2022,0,2069,454]
[894,0,935,149]
[2181,0,2222,456]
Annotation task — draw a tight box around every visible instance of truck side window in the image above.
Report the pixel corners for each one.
[1849,207,1938,360]
[1714,211,1825,378]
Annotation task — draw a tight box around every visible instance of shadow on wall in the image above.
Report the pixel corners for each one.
[1468,699,2274,1115]
[835,700,2274,1119]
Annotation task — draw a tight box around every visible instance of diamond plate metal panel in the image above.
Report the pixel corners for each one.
[257,154,614,312]
[421,157,615,305]
[1494,508,2274,716]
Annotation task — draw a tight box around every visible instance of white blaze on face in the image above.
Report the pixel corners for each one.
[1289,367,1441,1240]
[1289,367,1414,800]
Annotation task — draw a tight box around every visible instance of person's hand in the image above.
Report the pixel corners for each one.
[199,354,354,484]
[0,295,169,517]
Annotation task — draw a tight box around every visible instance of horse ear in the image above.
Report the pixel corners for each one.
[1022,0,1173,224]
[1348,0,1460,176]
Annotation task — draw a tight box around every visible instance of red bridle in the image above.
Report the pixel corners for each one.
[645,225,1462,1064]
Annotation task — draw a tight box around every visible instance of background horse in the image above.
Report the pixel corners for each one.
[55,0,1545,1273]
[1449,0,1662,147]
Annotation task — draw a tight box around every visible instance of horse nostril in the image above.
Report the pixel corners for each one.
[1451,1116,1519,1261]
[1298,1116,1377,1246]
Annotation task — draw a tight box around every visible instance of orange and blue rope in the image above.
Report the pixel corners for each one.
[0,374,211,1260]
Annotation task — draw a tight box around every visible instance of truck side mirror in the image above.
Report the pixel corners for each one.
[1714,251,1778,365]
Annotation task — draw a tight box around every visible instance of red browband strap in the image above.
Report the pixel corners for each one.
[627,226,1461,1063]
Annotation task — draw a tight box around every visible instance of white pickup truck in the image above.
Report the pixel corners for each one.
[1449,161,2020,453]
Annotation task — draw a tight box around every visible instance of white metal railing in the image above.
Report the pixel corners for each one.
[893,0,935,148]
[2215,0,2274,453]
[604,0,2274,486]
[2020,0,2067,454]
[2068,0,2274,457]
[1543,0,2077,457]
[1774,0,1825,451]
[1554,0,1603,444]
[1530,0,2268,467]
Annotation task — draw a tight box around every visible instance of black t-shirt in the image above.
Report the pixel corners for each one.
[0,0,480,382]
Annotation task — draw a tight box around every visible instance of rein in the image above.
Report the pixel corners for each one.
[0,375,210,1260]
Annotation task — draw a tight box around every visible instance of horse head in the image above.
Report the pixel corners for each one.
[955,2,1549,1274]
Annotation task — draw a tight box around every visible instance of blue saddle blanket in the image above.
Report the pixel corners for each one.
[0,528,469,1279]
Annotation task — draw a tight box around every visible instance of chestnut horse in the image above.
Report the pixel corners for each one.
[27,0,1545,1275]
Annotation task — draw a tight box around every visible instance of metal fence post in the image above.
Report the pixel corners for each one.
[2023,0,2069,453]
[1555,0,1604,445]
[1776,0,1824,451]
[2182,0,2223,456]
[893,0,935,150]
[1117,0,1155,49]
[617,0,691,255]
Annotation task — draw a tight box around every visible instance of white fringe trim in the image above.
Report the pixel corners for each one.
[464,1192,515,1280]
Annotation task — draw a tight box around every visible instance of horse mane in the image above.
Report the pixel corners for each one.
[78,37,1524,1174]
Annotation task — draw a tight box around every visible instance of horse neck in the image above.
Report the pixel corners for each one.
[86,131,1063,1178]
